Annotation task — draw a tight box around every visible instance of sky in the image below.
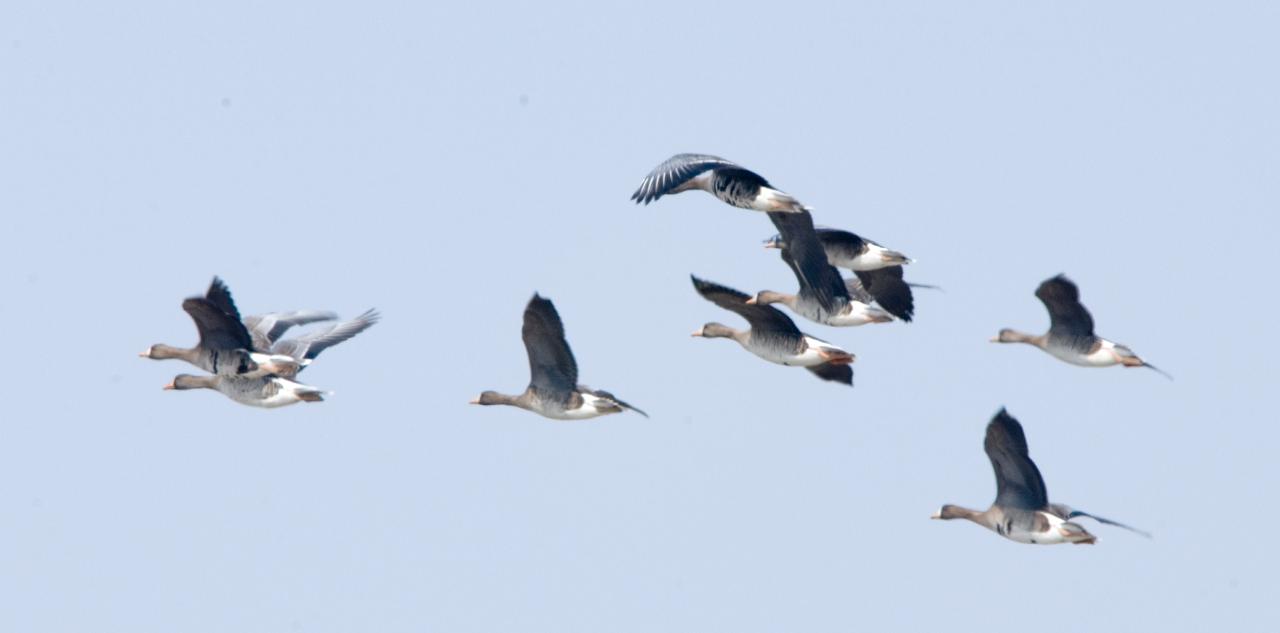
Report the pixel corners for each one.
[2,1,1278,631]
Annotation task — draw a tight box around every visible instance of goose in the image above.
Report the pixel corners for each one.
[164,374,328,408]
[631,154,809,213]
[992,275,1170,378]
[932,408,1149,545]
[471,294,647,420]
[765,226,921,322]
[140,295,265,377]
[202,277,378,378]
[143,278,306,377]
[748,211,894,326]
[764,226,911,271]
[690,275,854,385]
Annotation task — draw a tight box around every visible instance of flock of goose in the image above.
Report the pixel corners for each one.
[142,152,1166,546]
[142,277,379,407]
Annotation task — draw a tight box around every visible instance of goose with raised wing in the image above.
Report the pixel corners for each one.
[765,226,921,321]
[690,275,854,385]
[992,275,1169,378]
[141,292,269,377]
[764,227,911,271]
[748,212,894,327]
[631,154,810,213]
[931,408,1149,545]
[471,294,647,420]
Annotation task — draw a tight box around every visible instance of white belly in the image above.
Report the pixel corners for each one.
[825,303,892,327]
[256,392,300,408]
[1003,512,1072,545]
[844,252,886,271]
[1046,341,1122,367]
[535,393,611,420]
[746,342,823,367]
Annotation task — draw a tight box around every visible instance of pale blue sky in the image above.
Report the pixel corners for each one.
[2,1,1277,631]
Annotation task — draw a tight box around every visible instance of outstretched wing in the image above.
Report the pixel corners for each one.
[854,266,915,322]
[690,275,800,335]
[984,408,1049,510]
[1035,274,1095,342]
[521,294,578,395]
[769,211,849,315]
[182,297,255,353]
[631,154,751,204]
[270,309,379,362]
[245,310,339,348]
[204,277,245,323]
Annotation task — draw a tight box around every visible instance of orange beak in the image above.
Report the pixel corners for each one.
[162,382,175,390]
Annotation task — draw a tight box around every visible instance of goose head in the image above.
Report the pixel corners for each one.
[164,374,217,391]
[745,290,789,306]
[469,391,510,406]
[931,504,976,521]
[990,328,1034,344]
[691,323,737,339]
[140,344,181,359]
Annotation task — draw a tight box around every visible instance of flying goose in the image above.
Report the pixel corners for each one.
[471,294,647,420]
[142,278,311,377]
[992,275,1170,378]
[748,211,894,326]
[141,294,269,377]
[631,154,810,213]
[203,277,378,378]
[690,275,854,385]
[764,227,911,271]
[932,408,1149,545]
[164,374,328,408]
[765,226,921,322]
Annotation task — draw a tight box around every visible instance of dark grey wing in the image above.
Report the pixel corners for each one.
[806,362,853,386]
[631,153,742,204]
[854,266,915,322]
[690,275,801,335]
[521,295,578,395]
[270,309,379,362]
[984,408,1049,510]
[769,211,849,314]
[246,310,340,346]
[1035,275,1095,341]
[182,297,255,353]
[204,277,245,325]
[1048,503,1152,538]
[203,276,271,351]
